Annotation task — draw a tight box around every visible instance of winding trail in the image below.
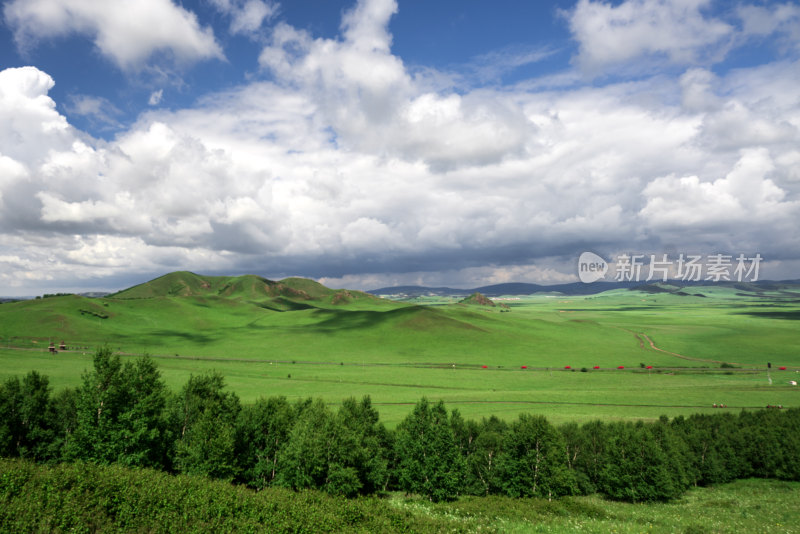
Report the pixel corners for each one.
[639,332,740,366]
[614,327,741,366]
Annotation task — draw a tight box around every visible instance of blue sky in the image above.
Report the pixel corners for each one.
[1,0,799,295]
[1,0,578,136]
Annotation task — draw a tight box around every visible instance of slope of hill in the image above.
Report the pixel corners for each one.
[111,271,218,298]
[460,292,496,306]
[459,292,496,308]
[277,277,334,299]
[0,272,441,353]
[112,272,282,300]
[628,283,685,294]
[458,292,513,312]
[111,272,384,308]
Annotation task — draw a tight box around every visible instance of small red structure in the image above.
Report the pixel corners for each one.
[617,365,625,369]
[564,365,571,369]
[646,365,653,369]
[521,365,527,369]
[779,366,787,370]
[481,365,488,369]
[593,366,600,369]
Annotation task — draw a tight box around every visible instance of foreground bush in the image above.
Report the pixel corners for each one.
[0,459,460,533]
[5,459,798,533]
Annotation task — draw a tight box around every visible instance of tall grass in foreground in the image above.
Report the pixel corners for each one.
[2,459,799,533]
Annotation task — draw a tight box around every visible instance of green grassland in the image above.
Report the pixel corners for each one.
[1,272,799,426]
[412,478,800,533]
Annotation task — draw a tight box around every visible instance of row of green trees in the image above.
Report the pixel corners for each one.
[2,349,799,502]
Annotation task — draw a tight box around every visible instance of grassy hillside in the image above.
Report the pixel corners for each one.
[1,273,799,425]
[459,292,496,306]
[111,271,383,307]
[458,292,513,310]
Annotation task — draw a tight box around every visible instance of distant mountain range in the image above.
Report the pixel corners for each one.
[368,279,800,297]
[367,282,633,297]
[3,275,800,302]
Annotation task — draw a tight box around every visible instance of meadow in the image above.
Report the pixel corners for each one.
[1,274,798,426]
[3,277,800,532]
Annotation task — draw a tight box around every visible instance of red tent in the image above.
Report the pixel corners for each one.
[593,366,600,369]
[521,365,528,369]
[617,365,625,369]
[564,365,571,369]
[481,365,488,369]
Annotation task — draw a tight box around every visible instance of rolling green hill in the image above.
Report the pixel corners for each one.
[459,292,496,306]
[111,271,378,304]
[0,272,494,358]
[1,272,799,425]
[459,292,510,310]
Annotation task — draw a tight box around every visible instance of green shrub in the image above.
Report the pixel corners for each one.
[0,459,469,533]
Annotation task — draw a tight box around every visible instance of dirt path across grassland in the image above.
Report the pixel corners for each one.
[619,327,739,366]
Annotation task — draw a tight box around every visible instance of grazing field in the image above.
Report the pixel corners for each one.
[1,273,799,426]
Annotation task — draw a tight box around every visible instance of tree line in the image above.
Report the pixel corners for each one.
[1,348,799,502]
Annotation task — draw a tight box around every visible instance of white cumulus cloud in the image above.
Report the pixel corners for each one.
[567,0,733,73]
[1,0,799,295]
[259,0,533,172]
[4,0,223,70]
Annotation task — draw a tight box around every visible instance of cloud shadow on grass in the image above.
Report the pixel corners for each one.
[147,330,217,344]
[735,310,800,320]
[300,306,486,334]
[305,307,415,332]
